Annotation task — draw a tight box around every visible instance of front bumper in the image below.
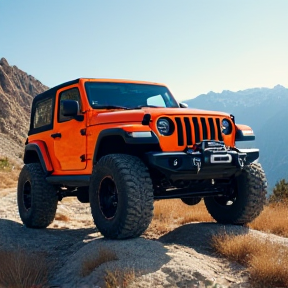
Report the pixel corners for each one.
[146,146,259,181]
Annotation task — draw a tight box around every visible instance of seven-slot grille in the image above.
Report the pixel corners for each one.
[174,116,223,146]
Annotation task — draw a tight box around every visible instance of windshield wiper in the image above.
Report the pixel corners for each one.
[131,105,161,109]
[92,105,132,110]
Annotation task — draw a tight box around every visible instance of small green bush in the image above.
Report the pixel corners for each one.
[269,179,288,204]
[0,157,12,171]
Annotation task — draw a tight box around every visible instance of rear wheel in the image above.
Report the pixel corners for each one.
[204,163,267,224]
[89,154,154,239]
[17,163,58,228]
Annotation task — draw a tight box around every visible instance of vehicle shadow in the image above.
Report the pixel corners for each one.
[0,219,171,287]
[0,218,97,252]
[158,222,250,255]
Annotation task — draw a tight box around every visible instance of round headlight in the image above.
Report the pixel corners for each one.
[221,118,232,135]
[157,118,174,136]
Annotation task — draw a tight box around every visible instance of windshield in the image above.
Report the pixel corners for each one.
[85,82,179,109]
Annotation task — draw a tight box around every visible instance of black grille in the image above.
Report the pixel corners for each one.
[175,117,184,146]
[174,116,223,146]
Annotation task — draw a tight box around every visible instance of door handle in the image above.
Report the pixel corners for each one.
[51,133,62,139]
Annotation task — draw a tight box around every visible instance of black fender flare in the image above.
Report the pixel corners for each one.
[24,142,53,174]
[93,128,159,165]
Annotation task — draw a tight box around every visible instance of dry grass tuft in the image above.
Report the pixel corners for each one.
[249,202,288,237]
[148,199,288,240]
[211,233,260,265]
[0,248,49,288]
[249,245,288,287]
[212,233,288,287]
[146,199,213,237]
[55,213,70,222]
[104,268,135,288]
[81,247,118,277]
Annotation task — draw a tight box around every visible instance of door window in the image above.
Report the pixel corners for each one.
[58,88,81,122]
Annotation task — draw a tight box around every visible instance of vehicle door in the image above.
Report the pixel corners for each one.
[52,86,87,171]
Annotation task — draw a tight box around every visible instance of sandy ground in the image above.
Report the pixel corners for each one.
[1,187,288,288]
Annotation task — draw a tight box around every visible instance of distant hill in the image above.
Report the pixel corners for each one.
[0,58,48,161]
[185,86,288,188]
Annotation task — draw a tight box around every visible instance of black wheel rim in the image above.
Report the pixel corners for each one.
[214,197,235,206]
[23,181,32,210]
[98,177,118,219]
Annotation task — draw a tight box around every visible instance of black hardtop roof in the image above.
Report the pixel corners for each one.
[33,79,80,103]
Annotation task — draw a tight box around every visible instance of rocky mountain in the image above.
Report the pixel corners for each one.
[185,85,288,189]
[0,58,48,161]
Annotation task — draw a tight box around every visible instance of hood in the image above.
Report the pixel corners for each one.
[88,107,231,126]
[88,109,145,126]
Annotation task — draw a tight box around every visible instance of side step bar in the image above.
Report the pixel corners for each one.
[46,175,90,187]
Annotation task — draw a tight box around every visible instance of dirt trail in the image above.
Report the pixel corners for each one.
[1,187,287,288]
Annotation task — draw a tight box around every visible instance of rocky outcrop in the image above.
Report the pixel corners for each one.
[0,58,48,153]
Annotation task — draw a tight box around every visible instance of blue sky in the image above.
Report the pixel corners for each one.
[1,0,287,101]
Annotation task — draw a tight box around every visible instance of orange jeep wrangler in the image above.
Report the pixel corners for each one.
[18,78,267,239]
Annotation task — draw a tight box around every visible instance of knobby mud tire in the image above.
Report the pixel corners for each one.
[89,154,154,239]
[17,163,58,228]
[204,163,267,224]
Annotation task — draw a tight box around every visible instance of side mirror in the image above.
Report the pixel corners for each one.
[62,100,78,116]
[179,102,188,108]
[61,100,84,121]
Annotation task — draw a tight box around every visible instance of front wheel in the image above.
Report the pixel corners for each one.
[204,163,267,224]
[89,154,154,239]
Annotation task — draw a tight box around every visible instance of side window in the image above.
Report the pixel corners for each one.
[58,88,81,122]
[33,98,53,129]
[147,95,166,107]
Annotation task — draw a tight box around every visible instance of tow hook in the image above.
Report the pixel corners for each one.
[238,157,244,168]
[193,158,201,173]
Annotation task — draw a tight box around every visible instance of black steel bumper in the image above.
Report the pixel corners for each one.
[146,147,259,181]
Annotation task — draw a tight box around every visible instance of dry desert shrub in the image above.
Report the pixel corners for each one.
[212,233,288,287]
[0,157,11,171]
[0,156,21,189]
[0,167,21,189]
[249,202,288,237]
[104,268,135,288]
[0,248,49,288]
[81,246,118,277]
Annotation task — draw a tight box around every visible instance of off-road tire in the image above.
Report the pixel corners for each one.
[89,154,154,239]
[181,197,202,206]
[204,163,267,224]
[17,163,58,228]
